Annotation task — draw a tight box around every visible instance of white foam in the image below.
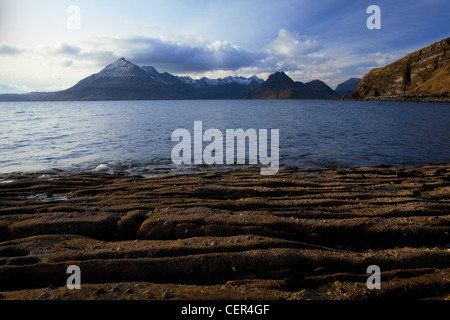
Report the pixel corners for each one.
[92,164,110,172]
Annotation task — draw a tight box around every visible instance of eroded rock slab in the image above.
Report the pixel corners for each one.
[0,164,449,300]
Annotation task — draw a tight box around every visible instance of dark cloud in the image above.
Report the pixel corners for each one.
[46,42,119,68]
[114,36,261,73]
[108,31,328,75]
[0,44,23,55]
[52,42,81,56]
[0,30,331,80]
[38,37,262,74]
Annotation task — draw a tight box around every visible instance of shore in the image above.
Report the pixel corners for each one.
[0,164,449,300]
[336,93,450,103]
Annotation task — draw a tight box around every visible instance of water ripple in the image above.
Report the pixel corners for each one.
[0,100,449,175]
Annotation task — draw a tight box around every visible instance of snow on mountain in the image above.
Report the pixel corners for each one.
[140,67,182,86]
[141,66,160,76]
[90,58,149,80]
[177,76,197,86]
[140,64,263,88]
[177,75,264,88]
[81,57,264,93]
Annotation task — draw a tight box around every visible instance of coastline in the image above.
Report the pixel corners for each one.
[336,93,450,103]
[0,164,449,300]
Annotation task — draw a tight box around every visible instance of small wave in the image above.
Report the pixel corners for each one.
[91,163,111,172]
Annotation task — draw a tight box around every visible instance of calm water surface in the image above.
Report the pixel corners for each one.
[0,100,449,176]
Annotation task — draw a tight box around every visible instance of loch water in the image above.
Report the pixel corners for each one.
[0,100,449,176]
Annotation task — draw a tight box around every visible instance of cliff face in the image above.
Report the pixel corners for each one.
[353,37,450,101]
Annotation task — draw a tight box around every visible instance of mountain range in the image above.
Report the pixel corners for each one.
[0,58,265,101]
[1,37,448,101]
[0,58,354,101]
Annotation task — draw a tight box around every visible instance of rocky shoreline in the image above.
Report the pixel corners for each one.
[0,164,449,300]
[336,93,450,103]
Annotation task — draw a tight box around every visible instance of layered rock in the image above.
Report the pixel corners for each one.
[353,37,450,102]
[0,164,449,300]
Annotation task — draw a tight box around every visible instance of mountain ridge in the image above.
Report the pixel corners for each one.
[0,58,265,101]
[352,37,450,102]
[1,37,449,102]
[246,71,340,99]
[0,57,353,101]
[335,78,361,97]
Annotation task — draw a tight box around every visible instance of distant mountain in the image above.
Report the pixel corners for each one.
[335,78,361,97]
[0,58,263,101]
[0,57,344,101]
[246,71,340,99]
[52,58,196,100]
[247,72,296,99]
[353,37,450,102]
[178,75,264,99]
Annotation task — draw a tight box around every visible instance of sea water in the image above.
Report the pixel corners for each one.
[0,100,449,176]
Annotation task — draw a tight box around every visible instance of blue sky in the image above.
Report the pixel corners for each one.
[0,0,449,93]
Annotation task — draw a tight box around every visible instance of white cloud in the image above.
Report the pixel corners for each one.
[265,29,322,58]
[109,36,259,73]
[263,29,328,70]
[0,28,399,93]
[0,81,35,93]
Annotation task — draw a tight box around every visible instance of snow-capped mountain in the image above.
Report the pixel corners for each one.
[0,57,341,101]
[141,65,160,77]
[4,57,348,101]
[84,58,151,81]
[140,65,264,94]
[177,75,264,88]
[10,58,264,100]
[47,58,197,100]
[139,63,264,99]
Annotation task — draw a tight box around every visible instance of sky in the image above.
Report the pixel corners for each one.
[0,0,449,93]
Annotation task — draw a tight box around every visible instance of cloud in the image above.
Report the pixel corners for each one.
[112,29,331,77]
[51,42,81,56]
[0,44,23,55]
[0,82,17,90]
[0,28,376,91]
[42,42,119,68]
[58,60,73,68]
[265,29,322,58]
[111,36,259,73]
[23,36,259,74]
[263,29,328,70]
[0,30,332,79]
[0,81,34,93]
[366,52,400,67]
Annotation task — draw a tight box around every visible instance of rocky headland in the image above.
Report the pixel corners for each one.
[352,37,450,102]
